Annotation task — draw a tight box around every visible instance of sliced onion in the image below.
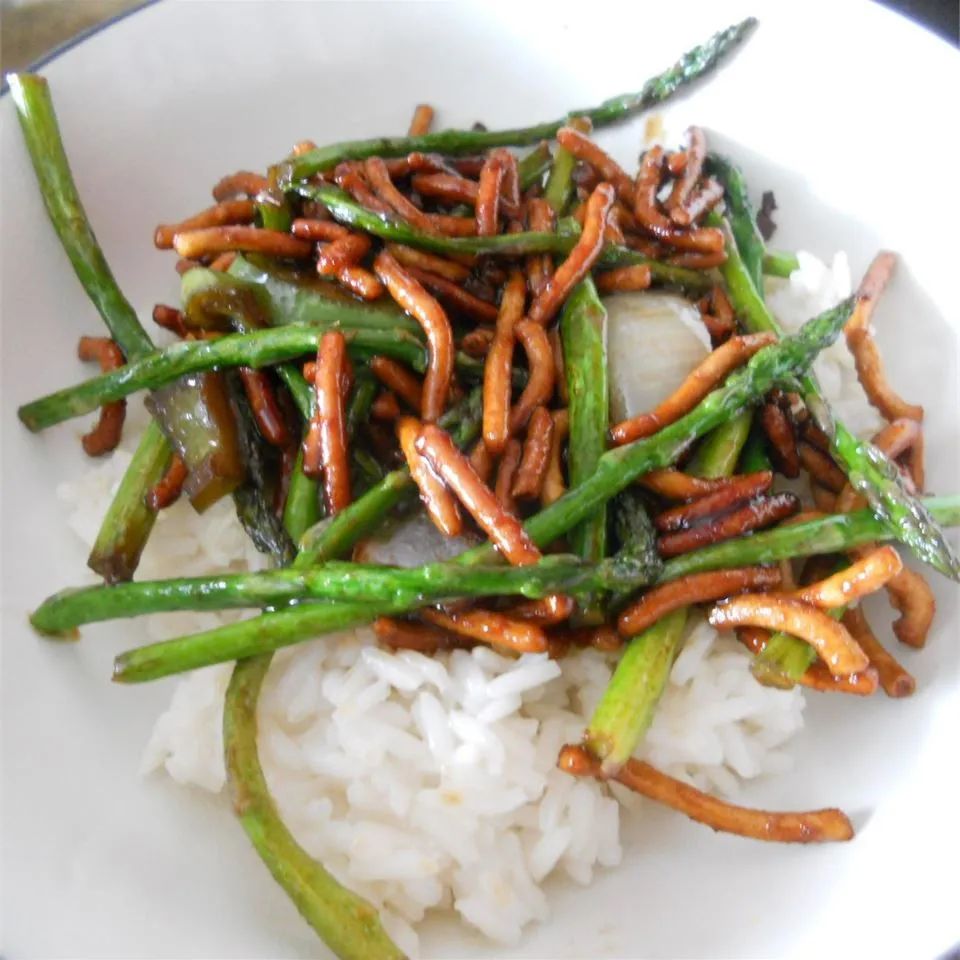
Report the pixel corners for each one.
[354,511,479,567]
[603,291,710,424]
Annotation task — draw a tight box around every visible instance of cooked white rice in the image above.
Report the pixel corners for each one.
[55,249,877,954]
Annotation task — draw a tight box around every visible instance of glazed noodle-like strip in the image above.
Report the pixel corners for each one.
[238,368,289,447]
[632,146,725,252]
[385,243,471,282]
[791,546,903,609]
[527,183,616,326]
[655,471,774,531]
[760,401,800,478]
[845,251,923,422]
[665,126,706,217]
[212,170,268,201]
[146,454,187,512]
[555,126,635,203]
[494,438,523,513]
[338,265,383,300]
[303,331,352,513]
[637,469,750,501]
[415,423,540,566]
[403,266,499,323]
[476,149,511,236]
[797,442,846,492]
[595,263,653,294]
[364,156,439,234]
[370,356,424,413]
[483,270,526,454]
[76,336,126,456]
[155,199,256,249]
[374,250,454,422]
[737,627,880,697]
[610,334,776,445]
[408,103,434,136]
[657,493,799,558]
[373,616,466,654]
[370,390,401,422]
[508,319,556,435]
[541,408,569,506]
[671,177,724,227]
[558,745,853,843]
[334,162,395,215]
[842,606,915,697]
[511,406,555,499]
[172,226,312,260]
[316,233,371,276]
[152,303,188,337]
[617,566,782,637]
[525,198,555,298]
[290,218,350,242]
[709,595,869,676]
[397,415,462,536]
[468,438,495,484]
[421,606,547,654]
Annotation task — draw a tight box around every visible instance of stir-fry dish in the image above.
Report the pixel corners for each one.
[10,16,960,959]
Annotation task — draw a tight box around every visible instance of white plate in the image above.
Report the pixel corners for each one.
[2,2,959,957]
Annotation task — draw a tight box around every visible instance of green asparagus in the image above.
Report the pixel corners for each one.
[517,141,553,191]
[561,280,609,566]
[712,211,960,579]
[113,493,960,684]
[763,251,800,278]
[585,609,688,771]
[33,554,657,636]
[223,655,404,960]
[686,410,753,478]
[112,303,864,680]
[707,153,765,292]
[296,183,710,290]
[9,74,154,359]
[276,19,756,183]
[19,324,427,431]
[86,420,172,583]
[738,422,772,473]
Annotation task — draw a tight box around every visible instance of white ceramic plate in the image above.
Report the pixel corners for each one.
[2,2,959,957]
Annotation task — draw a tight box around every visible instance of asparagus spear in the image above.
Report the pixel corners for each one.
[113,492,960,684]
[112,304,864,680]
[296,184,710,290]
[659,494,960,579]
[517,297,855,552]
[276,19,757,183]
[751,631,818,686]
[738,422,772,473]
[686,410,753,478]
[561,280,609,620]
[9,73,242,561]
[18,324,428,431]
[12,73,258,526]
[706,153,765,292]
[86,420,172,583]
[33,554,656,635]
[223,655,404,960]
[544,126,581,214]
[763,251,799,278]
[9,74,155,359]
[584,609,688,772]
[113,490,959,683]
[517,141,553,191]
[712,211,960,579]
